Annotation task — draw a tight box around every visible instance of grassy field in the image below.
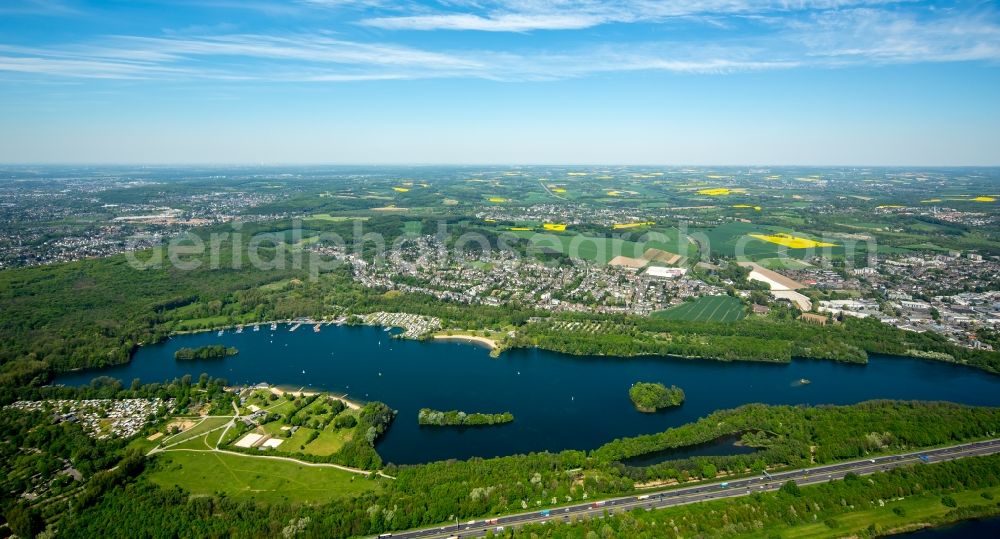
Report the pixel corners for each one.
[696,222,849,260]
[160,416,231,447]
[508,227,694,264]
[402,220,424,234]
[306,213,368,222]
[748,485,1000,538]
[304,429,352,456]
[755,257,813,270]
[147,450,380,504]
[651,295,746,322]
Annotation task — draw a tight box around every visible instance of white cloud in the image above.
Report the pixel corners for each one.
[790,7,1000,64]
[358,0,908,32]
[0,3,996,82]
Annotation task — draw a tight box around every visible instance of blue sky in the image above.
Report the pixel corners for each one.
[0,0,998,165]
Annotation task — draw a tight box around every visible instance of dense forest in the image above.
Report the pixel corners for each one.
[7,393,997,539]
[512,312,1000,373]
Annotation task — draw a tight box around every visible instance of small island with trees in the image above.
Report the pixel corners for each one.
[629,382,685,412]
[418,408,514,427]
[173,344,239,361]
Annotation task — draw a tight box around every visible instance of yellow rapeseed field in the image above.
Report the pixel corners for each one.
[488,197,508,203]
[973,196,996,202]
[749,233,836,249]
[732,204,762,211]
[698,188,732,196]
[509,227,532,231]
[392,187,410,192]
[543,223,567,231]
[612,221,655,229]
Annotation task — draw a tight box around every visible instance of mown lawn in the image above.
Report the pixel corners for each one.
[305,428,353,456]
[652,295,746,322]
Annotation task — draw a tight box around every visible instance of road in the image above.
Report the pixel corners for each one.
[377,438,1000,539]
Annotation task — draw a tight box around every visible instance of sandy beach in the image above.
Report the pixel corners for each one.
[432,334,498,350]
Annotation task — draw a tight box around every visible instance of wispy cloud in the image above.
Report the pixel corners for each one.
[358,0,907,32]
[0,0,78,16]
[792,7,1000,64]
[0,3,996,83]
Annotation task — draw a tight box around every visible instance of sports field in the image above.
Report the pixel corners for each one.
[651,295,746,322]
[147,451,379,504]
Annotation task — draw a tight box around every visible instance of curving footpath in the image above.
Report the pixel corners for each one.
[377,438,1000,539]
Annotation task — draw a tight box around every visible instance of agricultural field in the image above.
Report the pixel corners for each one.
[506,226,695,264]
[651,295,746,322]
[146,450,379,504]
[696,222,855,260]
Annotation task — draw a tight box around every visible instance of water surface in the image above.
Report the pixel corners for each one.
[54,324,1000,464]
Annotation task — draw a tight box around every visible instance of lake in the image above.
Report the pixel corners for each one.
[897,517,1000,538]
[54,323,1000,465]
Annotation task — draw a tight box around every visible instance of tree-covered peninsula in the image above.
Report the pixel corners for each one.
[629,382,685,412]
[418,408,514,426]
[173,345,238,361]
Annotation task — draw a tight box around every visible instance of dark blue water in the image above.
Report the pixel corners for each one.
[899,517,1000,537]
[623,434,758,467]
[54,324,1000,465]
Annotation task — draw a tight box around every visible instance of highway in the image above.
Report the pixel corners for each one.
[375,437,1000,539]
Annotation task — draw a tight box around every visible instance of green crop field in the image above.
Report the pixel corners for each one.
[508,227,694,264]
[651,295,746,322]
[147,451,379,504]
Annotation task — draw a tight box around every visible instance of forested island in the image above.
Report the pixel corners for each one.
[629,382,685,412]
[173,345,238,361]
[418,408,514,427]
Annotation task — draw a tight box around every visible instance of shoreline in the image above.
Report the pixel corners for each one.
[432,334,499,350]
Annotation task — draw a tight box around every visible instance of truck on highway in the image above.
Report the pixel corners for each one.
[720,482,729,488]
[485,518,499,525]
[591,501,606,509]
[637,495,651,501]
[539,510,550,517]
[919,454,931,463]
